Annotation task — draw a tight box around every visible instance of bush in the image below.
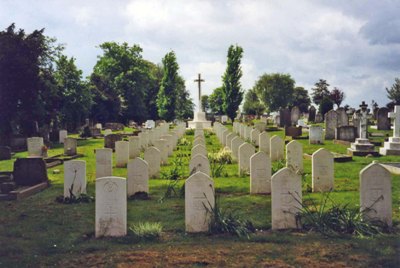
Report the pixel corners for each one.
[129,222,163,241]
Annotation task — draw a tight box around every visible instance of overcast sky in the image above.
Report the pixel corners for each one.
[1,0,399,109]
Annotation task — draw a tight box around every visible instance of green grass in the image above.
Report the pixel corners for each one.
[0,123,399,267]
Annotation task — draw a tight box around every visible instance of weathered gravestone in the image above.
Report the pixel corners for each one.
[271,167,302,230]
[27,137,44,157]
[0,146,11,160]
[238,143,255,175]
[254,122,266,132]
[13,158,48,186]
[104,129,112,136]
[291,106,301,126]
[96,148,113,178]
[145,120,156,129]
[380,105,400,155]
[64,160,86,198]
[308,106,316,122]
[325,110,338,140]
[250,151,271,194]
[231,136,245,160]
[95,176,127,237]
[64,138,77,156]
[185,172,214,233]
[191,144,207,157]
[259,132,271,154]
[377,107,390,130]
[128,136,140,159]
[189,154,210,176]
[360,162,392,226]
[104,134,122,151]
[279,108,291,127]
[104,122,124,131]
[312,148,334,192]
[59,130,68,144]
[335,126,357,142]
[285,126,302,137]
[336,108,348,127]
[270,135,284,161]
[315,113,323,123]
[115,141,129,168]
[127,158,149,196]
[250,129,260,146]
[144,147,161,178]
[221,115,228,124]
[286,140,303,174]
[309,126,323,144]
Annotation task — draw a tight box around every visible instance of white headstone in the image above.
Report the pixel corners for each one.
[153,139,168,165]
[271,167,302,230]
[144,147,161,178]
[226,133,236,150]
[189,154,210,176]
[191,144,207,157]
[360,162,392,226]
[95,176,127,237]
[59,130,68,144]
[221,115,228,124]
[115,141,129,168]
[251,129,261,146]
[250,151,271,194]
[185,172,214,233]
[64,160,86,198]
[128,136,141,159]
[127,158,149,196]
[309,126,323,144]
[388,105,400,138]
[64,137,77,156]
[238,143,255,175]
[145,120,156,129]
[104,129,112,136]
[259,132,271,155]
[27,137,44,157]
[312,148,334,192]
[270,135,284,161]
[286,140,303,174]
[231,136,245,160]
[96,148,113,178]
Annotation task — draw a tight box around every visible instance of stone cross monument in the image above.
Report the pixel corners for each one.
[194,73,205,112]
[359,101,368,139]
[388,106,400,138]
[380,105,400,155]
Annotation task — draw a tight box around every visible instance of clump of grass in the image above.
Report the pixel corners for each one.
[129,222,163,241]
[272,159,286,174]
[185,129,194,136]
[178,137,191,146]
[159,158,185,201]
[208,147,233,164]
[205,195,255,238]
[295,192,390,237]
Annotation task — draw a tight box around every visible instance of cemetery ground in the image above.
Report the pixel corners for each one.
[0,126,399,267]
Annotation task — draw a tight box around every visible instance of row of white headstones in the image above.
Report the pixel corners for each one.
[216,122,393,229]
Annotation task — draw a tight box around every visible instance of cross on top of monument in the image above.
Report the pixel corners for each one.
[389,105,400,138]
[194,73,205,111]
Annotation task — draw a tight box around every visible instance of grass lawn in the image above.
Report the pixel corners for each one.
[0,124,399,267]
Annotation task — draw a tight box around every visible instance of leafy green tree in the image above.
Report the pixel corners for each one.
[222,45,244,122]
[201,95,209,112]
[292,86,311,113]
[0,24,62,144]
[175,75,194,120]
[329,87,345,108]
[386,78,400,105]
[311,79,330,105]
[254,73,295,112]
[319,96,334,116]
[208,87,224,115]
[157,51,179,121]
[143,62,163,120]
[55,55,92,131]
[243,88,265,116]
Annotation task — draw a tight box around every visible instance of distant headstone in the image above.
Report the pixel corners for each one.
[96,148,113,178]
[380,105,400,155]
[104,122,124,131]
[291,106,301,126]
[259,132,271,154]
[115,141,129,168]
[325,110,338,140]
[64,138,77,156]
[250,129,261,146]
[104,129,112,136]
[128,136,140,159]
[189,154,210,176]
[279,108,291,127]
[309,126,323,144]
[191,144,207,157]
[0,146,11,160]
[153,139,168,165]
[127,158,149,196]
[27,137,44,157]
[336,108,348,127]
[59,130,68,144]
[352,112,360,138]
[254,122,266,132]
[250,151,271,194]
[377,108,390,130]
[360,162,392,226]
[64,160,86,198]
[144,147,161,178]
[95,176,127,237]
[284,126,302,137]
[315,113,323,123]
[104,134,122,150]
[226,133,236,150]
[271,167,302,230]
[13,158,48,186]
[238,143,255,175]
[95,123,102,129]
[308,106,316,122]
[312,148,334,192]
[221,115,228,124]
[145,120,156,129]
[231,136,245,160]
[270,135,284,161]
[286,140,303,174]
[185,172,214,233]
[335,126,357,142]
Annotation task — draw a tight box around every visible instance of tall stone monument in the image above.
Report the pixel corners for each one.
[188,74,212,129]
[380,105,400,155]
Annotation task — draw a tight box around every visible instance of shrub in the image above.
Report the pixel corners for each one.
[129,222,163,241]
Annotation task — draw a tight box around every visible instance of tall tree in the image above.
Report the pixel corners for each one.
[386,78,400,105]
[329,87,345,108]
[222,45,244,122]
[291,86,311,113]
[311,79,330,105]
[201,95,209,112]
[157,51,179,121]
[254,73,295,112]
[208,87,224,115]
[243,88,265,116]
[175,75,194,120]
